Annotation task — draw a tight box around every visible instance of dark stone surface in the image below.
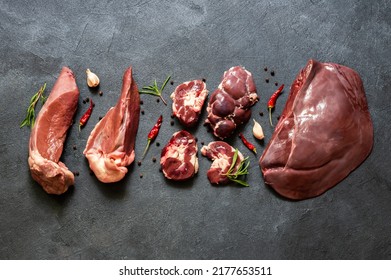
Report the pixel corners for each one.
[0,0,390,259]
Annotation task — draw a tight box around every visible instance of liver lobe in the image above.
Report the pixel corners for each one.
[259,59,374,200]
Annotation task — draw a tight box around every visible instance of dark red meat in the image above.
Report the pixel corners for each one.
[205,66,258,139]
[160,130,198,181]
[170,80,208,127]
[201,141,244,185]
[28,67,79,194]
[84,67,140,183]
[259,59,374,200]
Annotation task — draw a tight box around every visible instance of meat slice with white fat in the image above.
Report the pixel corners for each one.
[260,59,374,200]
[84,66,140,183]
[160,130,198,181]
[201,141,244,185]
[170,80,208,127]
[205,66,258,139]
[28,67,79,194]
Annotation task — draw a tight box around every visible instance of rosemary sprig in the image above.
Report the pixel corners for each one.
[20,83,47,128]
[139,75,171,105]
[224,148,250,187]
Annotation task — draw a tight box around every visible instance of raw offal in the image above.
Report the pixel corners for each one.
[28,67,79,194]
[84,66,140,183]
[201,141,244,185]
[171,80,208,127]
[259,59,374,200]
[160,130,198,181]
[205,66,258,139]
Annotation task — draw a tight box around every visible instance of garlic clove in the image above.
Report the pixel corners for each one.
[86,69,100,88]
[252,119,264,140]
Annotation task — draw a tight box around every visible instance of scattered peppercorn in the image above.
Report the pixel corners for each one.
[195,137,198,142]
[137,161,142,166]
[74,171,79,176]
[157,98,160,103]
[170,120,174,126]
[201,141,205,146]
[202,78,206,82]
[259,112,264,116]
[73,145,77,150]
[152,157,157,163]
[86,97,90,102]
[141,110,145,115]
[99,91,103,96]
[170,81,174,85]
[265,78,269,83]
[275,82,279,86]
[156,142,160,147]
[277,115,281,120]
[99,116,102,120]
[83,100,86,104]
[140,174,143,178]
[264,67,268,72]
[140,100,144,105]
[271,70,275,76]
[171,114,175,119]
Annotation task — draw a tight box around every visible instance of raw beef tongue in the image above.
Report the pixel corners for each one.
[260,59,374,200]
[84,67,140,183]
[205,66,258,139]
[28,67,79,194]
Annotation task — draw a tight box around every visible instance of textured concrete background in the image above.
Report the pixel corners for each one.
[0,0,390,259]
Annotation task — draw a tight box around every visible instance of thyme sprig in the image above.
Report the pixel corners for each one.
[139,76,171,105]
[224,148,250,187]
[20,83,47,128]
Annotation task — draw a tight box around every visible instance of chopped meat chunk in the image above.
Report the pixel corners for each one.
[201,141,244,185]
[171,80,208,127]
[160,130,198,181]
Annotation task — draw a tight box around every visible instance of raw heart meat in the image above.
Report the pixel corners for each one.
[84,66,140,183]
[28,67,79,194]
[160,130,198,181]
[259,59,374,200]
[205,66,258,139]
[201,141,244,185]
[170,80,208,127]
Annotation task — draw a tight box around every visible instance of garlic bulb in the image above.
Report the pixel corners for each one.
[86,69,100,87]
[252,119,264,140]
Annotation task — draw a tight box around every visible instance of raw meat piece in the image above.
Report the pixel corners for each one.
[28,67,79,194]
[259,59,374,200]
[170,80,208,127]
[84,67,140,183]
[205,66,258,139]
[201,141,244,185]
[160,130,198,181]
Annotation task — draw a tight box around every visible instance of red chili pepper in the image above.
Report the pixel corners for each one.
[142,115,163,159]
[267,84,284,126]
[239,133,257,154]
[79,99,94,131]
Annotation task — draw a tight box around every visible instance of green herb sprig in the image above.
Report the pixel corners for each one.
[20,83,47,128]
[224,148,250,187]
[139,76,171,105]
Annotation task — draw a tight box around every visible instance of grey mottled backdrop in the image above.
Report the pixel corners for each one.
[0,0,390,259]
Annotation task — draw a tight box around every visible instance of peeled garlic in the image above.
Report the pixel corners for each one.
[86,69,100,87]
[252,119,264,140]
